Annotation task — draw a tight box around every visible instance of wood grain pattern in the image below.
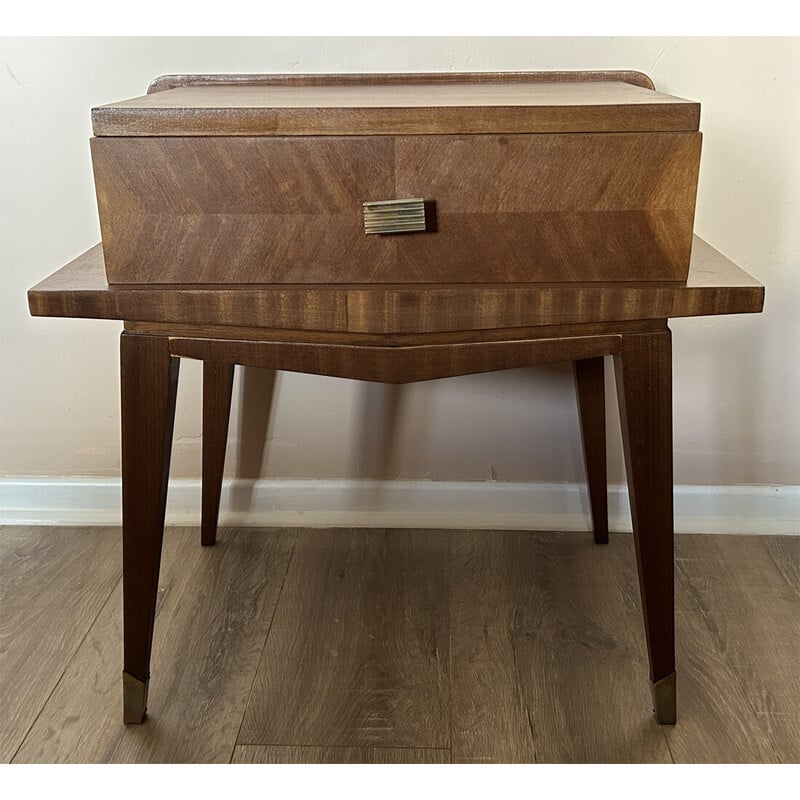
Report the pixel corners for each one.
[91,136,395,285]
[237,529,450,748]
[120,333,179,701]
[676,537,800,718]
[146,70,657,94]
[110,81,686,110]
[91,132,699,285]
[0,527,121,762]
[449,531,673,762]
[124,318,663,345]
[231,745,450,763]
[394,133,701,283]
[614,331,675,693]
[658,541,786,763]
[601,533,785,763]
[93,79,698,137]
[761,535,800,591]
[168,334,622,384]
[3,527,797,763]
[27,238,765,331]
[12,529,296,763]
[751,714,800,764]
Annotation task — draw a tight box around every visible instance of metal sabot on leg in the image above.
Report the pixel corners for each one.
[651,671,677,725]
[123,671,149,724]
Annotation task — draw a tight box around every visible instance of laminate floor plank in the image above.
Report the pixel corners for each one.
[0,526,120,763]
[12,528,294,763]
[2,526,797,763]
[450,531,672,763]
[657,535,786,763]
[237,529,450,748]
[675,536,800,716]
[232,744,450,763]
[761,535,799,592]
[753,713,800,763]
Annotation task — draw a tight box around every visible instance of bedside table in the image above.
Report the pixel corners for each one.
[28,71,764,727]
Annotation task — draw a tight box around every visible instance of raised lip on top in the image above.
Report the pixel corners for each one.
[145,70,657,94]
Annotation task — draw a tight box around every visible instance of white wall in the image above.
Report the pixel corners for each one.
[1,38,798,495]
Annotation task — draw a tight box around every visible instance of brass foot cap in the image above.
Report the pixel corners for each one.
[651,672,677,725]
[123,671,149,724]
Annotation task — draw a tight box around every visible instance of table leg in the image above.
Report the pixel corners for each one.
[573,357,609,544]
[120,332,179,723]
[614,329,676,724]
[201,361,235,546]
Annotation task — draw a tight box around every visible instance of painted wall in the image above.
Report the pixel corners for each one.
[1,37,798,489]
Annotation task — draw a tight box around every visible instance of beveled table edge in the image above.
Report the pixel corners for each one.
[28,236,764,335]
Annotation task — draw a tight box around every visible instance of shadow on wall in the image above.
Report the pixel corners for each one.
[230,366,278,513]
[226,359,599,521]
[352,382,406,480]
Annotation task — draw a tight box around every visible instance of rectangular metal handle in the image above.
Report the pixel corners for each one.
[363,198,426,234]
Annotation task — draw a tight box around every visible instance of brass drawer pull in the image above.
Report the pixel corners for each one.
[363,198,426,234]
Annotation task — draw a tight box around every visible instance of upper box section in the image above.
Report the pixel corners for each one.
[91,71,700,137]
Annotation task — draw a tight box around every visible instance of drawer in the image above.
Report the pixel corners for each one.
[91,132,701,285]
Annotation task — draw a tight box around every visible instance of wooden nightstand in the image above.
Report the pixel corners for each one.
[28,71,764,728]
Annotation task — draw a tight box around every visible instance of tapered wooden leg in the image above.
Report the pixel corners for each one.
[120,332,179,724]
[202,360,235,546]
[614,329,676,724]
[573,357,609,544]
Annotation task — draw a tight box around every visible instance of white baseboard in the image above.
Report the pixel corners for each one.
[1,477,797,535]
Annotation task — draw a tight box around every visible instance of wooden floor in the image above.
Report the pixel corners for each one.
[1,526,797,763]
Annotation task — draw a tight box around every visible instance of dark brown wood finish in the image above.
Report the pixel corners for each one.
[201,361,235,546]
[573,357,609,544]
[124,318,664,346]
[614,330,675,722]
[27,238,765,331]
[169,334,622,384]
[120,332,179,723]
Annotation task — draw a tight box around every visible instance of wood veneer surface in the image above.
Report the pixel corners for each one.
[93,80,699,137]
[28,237,764,332]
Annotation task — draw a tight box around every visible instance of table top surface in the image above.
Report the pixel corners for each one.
[28,236,763,336]
[92,72,699,136]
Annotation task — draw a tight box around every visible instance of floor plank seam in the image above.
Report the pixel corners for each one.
[239,743,453,751]
[509,621,538,763]
[760,537,799,593]
[4,528,796,764]
[753,713,798,765]
[230,536,297,761]
[661,725,677,763]
[9,574,123,763]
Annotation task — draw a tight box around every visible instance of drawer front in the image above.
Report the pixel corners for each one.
[92,133,700,285]
[91,137,396,285]
[396,133,701,283]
